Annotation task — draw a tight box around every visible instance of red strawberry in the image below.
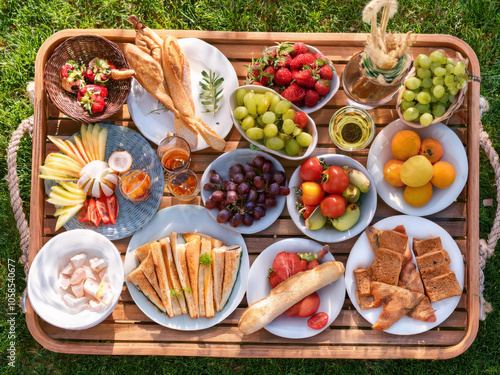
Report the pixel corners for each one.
[314,79,331,96]
[292,42,308,56]
[90,94,106,114]
[319,64,334,80]
[268,269,282,288]
[272,252,291,281]
[304,89,320,107]
[281,83,306,103]
[259,65,276,86]
[274,67,292,86]
[247,61,262,80]
[275,53,292,67]
[290,53,316,70]
[307,259,320,270]
[292,69,317,88]
[252,81,264,86]
[294,111,308,128]
[78,85,107,115]
[85,66,96,83]
[315,53,327,61]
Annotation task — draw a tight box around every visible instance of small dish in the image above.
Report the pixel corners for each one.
[229,85,318,161]
[246,238,345,339]
[167,169,200,202]
[27,229,123,330]
[200,149,287,234]
[329,106,375,151]
[286,154,377,243]
[367,119,468,216]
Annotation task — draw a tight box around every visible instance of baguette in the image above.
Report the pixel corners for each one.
[238,261,345,335]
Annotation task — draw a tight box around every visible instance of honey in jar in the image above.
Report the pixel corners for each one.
[119,168,152,202]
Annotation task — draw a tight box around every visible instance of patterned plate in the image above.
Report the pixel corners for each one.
[45,123,164,240]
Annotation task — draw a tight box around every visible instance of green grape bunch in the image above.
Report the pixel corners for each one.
[400,50,467,127]
[233,88,313,156]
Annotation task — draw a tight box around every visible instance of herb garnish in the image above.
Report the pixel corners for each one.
[199,69,224,114]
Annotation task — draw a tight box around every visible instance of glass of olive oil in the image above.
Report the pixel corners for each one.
[329,107,375,151]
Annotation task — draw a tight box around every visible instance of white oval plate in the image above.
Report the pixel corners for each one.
[345,215,464,335]
[27,229,124,330]
[200,149,287,234]
[246,238,345,339]
[124,205,249,330]
[262,43,340,113]
[286,154,377,243]
[229,85,318,161]
[367,120,468,216]
[127,38,238,151]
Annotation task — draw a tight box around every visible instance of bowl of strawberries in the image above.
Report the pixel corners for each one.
[246,42,339,113]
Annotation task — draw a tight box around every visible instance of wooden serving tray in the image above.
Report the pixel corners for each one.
[29,30,480,359]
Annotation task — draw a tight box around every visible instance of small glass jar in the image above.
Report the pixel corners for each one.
[167,169,199,202]
[343,52,412,108]
[329,107,375,151]
[157,133,191,175]
[119,168,152,202]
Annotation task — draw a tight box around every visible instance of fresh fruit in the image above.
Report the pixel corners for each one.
[319,65,333,79]
[400,155,434,187]
[300,157,324,182]
[404,182,433,207]
[78,160,118,198]
[383,159,405,187]
[320,194,346,219]
[274,67,292,85]
[295,292,321,318]
[282,83,306,102]
[391,130,421,161]
[431,161,456,188]
[307,312,329,330]
[321,166,350,194]
[54,203,84,231]
[299,205,317,220]
[304,89,320,107]
[314,79,331,96]
[344,167,371,193]
[420,138,444,164]
[77,85,108,115]
[341,184,361,203]
[305,205,327,230]
[300,182,325,206]
[108,150,133,173]
[331,203,360,231]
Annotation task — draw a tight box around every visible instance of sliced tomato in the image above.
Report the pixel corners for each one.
[105,194,118,225]
[286,252,307,276]
[268,269,282,288]
[77,198,91,223]
[307,312,329,330]
[88,198,102,227]
[285,301,301,317]
[272,252,290,281]
[307,259,320,270]
[96,197,111,225]
[297,292,320,318]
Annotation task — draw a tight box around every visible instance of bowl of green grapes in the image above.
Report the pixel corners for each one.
[230,85,318,160]
[396,50,468,128]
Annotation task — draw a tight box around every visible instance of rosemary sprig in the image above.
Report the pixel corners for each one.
[147,100,169,115]
[199,69,224,114]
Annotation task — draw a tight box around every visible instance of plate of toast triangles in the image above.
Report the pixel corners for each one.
[124,205,249,330]
[345,215,464,335]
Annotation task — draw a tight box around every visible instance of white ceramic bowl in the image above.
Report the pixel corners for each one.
[200,149,287,234]
[27,229,123,330]
[286,154,377,243]
[262,43,340,113]
[230,85,318,161]
[367,120,468,216]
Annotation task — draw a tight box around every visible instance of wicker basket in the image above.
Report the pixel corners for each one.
[396,50,468,128]
[44,34,131,123]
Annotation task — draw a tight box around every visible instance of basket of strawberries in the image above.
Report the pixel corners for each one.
[246,42,339,113]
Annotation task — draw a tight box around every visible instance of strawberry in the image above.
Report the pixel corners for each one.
[314,79,331,96]
[90,94,106,114]
[291,42,308,57]
[77,85,108,101]
[247,61,262,80]
[290,53,316,70]
[78,85,107,115]
[292,69,317,88]
[294,111,308,128]
[259,65,276,86]
[85,66,96,83]
[275,53,292,67]
[319,64,334,80]
[274,67,292,86]
[315,53,327,62]
[252,81,264,86]
[304,89,320,107]
[281,83,306,103]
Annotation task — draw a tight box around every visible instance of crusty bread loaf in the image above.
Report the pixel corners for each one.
[353,269,371,296]
[367,248,404,285]
[238,261,345,335]
[424,272,462,302]
[415,250,448,271]
[378,230,408,255]
[413,237,444,257]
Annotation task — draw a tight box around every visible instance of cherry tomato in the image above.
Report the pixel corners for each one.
[285,292,320,318]
[320,194,346,219]
[300,157,324,182]
[307,312,329,330]
[321,166,350,194]
[299,182,325,206]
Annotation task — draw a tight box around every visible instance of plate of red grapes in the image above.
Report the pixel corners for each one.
[200,149,290,234]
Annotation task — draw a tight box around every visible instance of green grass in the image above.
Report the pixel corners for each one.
[1,0,499,373]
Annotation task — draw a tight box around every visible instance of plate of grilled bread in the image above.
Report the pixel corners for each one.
[126,37,238,152]
[345,215,464,335]
[124,205,249,330]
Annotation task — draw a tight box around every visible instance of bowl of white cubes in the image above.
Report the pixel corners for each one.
[27,229,124,330]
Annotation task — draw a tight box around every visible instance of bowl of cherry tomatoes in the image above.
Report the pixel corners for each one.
[286,154,377,243]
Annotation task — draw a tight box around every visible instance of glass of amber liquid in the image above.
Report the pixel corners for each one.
[167,169,199,202]
[157,134,191,175]
[119,168,152,202]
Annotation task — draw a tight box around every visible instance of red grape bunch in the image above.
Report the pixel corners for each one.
[204,155,290,228]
